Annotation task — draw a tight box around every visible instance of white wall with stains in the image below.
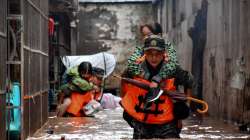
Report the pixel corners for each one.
[78,2,154,88]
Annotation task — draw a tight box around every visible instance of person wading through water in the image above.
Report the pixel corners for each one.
[57,62,100,117]
[121,35,192,139]
[126,22,193,133]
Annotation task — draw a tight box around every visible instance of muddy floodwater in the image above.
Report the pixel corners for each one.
[27,108,250,140]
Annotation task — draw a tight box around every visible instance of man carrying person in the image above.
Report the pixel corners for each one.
[121,35,192,139]
[57,62,100,117]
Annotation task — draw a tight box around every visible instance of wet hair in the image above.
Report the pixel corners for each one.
[140,22,163,36]
[153,22,163,35]
[78,62,92,76]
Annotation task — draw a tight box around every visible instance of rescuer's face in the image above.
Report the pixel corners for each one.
[145,49,164,68]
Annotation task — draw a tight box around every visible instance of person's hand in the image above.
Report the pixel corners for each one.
[149,81,158,88]
[164,52,169,62]
[135,54,146,64]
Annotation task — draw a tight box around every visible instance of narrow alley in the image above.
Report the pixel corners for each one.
[0,0,250,140]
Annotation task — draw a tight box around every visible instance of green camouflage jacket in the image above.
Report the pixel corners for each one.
[127,42,179,83]
[60,66,94,94]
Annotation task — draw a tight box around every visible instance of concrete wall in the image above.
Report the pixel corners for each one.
[155,0,205,100]
[0,34,6,140]
[78,2,153,88]
[204,0,250,123]
[156,0,250,123]
[0,0,7,139]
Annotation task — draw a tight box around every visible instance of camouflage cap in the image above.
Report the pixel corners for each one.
[144,35,165,51]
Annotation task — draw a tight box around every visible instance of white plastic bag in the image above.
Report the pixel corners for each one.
[83,100,102,116]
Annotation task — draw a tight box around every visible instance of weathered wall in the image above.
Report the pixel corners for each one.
[156,0,195,68]
[78,2,153,88]
[0,0,7,139]
[203,0,250,123]
[22,0,49,139]
[157,0,250,123]
[155,0,207,101]
[0,21,6,140]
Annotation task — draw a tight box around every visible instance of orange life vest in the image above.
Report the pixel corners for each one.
[121,77,176,124]
[66,91,102,117]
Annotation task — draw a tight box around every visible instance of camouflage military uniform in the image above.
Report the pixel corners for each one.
[124,37,194,139]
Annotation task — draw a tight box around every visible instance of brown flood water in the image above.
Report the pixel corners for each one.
[27,108,250,140]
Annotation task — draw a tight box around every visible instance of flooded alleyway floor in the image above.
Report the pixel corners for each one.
[27,108,250,140]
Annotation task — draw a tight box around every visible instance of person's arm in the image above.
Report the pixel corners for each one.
[72,76,94,91]
[127,46,144,76]
[174,66,194,90]
[57,91,65,105]
[58,84,71,104]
